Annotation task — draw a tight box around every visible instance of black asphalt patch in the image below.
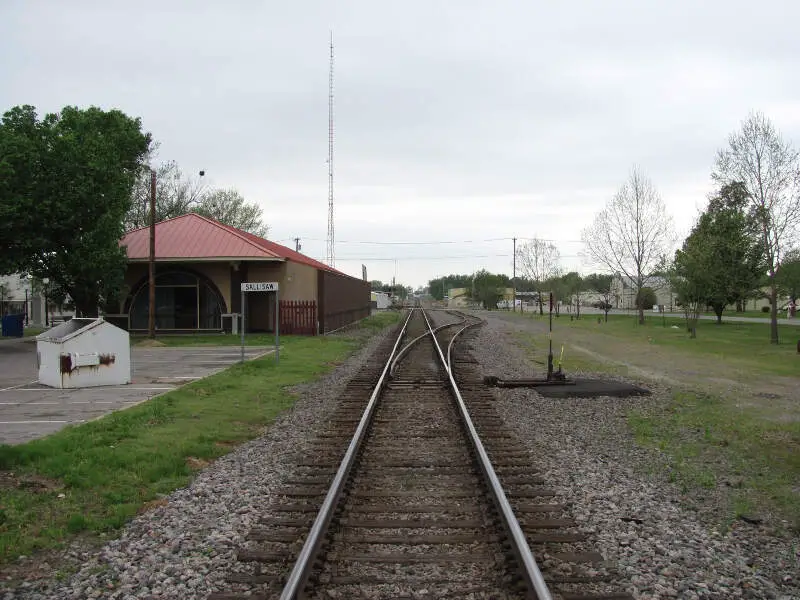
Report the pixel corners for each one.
[532,378,650,399]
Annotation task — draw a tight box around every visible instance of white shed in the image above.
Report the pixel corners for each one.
[36,318,131,389]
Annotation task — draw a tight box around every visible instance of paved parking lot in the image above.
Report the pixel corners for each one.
[0,339,271,445]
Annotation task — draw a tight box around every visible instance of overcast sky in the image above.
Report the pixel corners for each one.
[3,1,800,288]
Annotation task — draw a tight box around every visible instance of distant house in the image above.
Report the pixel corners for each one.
[446,287,472,308]
[611,274,676,310]
[370,291,391,310]
[0,273,74,325]
[0,273,31,317]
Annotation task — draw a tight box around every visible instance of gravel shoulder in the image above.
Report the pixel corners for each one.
[474,311,799,600]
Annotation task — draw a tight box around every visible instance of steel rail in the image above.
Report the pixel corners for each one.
[279,309,416,599]
[445,313,483,369]
[388,310,467,378]
[422,310,553,600]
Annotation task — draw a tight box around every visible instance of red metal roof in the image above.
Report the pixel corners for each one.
[121,213,344,274]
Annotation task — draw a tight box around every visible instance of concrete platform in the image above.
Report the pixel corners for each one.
[0,339,271,445]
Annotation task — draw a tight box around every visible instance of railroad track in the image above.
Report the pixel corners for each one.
[211,309,632,600]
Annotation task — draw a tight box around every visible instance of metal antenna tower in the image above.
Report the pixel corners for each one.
[326,32,335,268]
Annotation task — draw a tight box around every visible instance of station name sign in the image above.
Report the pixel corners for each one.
[241,282,279,292]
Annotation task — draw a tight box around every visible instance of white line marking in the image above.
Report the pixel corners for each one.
[2,387,174,392]
[0,401,60,406]
[0,420,70,424]
[0,380,39,392]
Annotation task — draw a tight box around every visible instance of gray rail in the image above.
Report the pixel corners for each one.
[423,310,554,600]
[279,309,415,600]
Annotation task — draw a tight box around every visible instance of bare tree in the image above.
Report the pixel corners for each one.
[194,188,269,238]
[582,167,674,325]
[125,160,207,231]
[713,111,800,344]
[124,159,269,238]
[516,238,561,315]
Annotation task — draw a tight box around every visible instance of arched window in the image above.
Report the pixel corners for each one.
[128,270,225,330]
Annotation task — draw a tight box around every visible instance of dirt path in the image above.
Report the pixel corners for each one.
[487,312,800,420]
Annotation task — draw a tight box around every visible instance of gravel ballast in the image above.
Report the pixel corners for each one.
[472,313,799,600]
[4,313,799,599]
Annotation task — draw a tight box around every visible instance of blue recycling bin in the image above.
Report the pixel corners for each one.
[1,314,25,338]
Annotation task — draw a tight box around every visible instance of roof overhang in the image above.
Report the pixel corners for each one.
[126,257,286,263]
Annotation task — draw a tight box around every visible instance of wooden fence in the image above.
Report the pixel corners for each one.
[280,300,317,335]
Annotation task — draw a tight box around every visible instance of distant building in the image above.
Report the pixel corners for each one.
[611,274,676,310]
[118,213,369,334]
[0,273,31,317]
[370,291,391,310]
[0,273,74,325]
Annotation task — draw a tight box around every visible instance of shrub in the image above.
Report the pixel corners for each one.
[761,306,770,313]
[636,287,657,310]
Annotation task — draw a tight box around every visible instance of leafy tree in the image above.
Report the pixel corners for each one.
[0,282,9,316]
[561,272,584,318]
[583,273,614,321]
[468,270,507,310]
[776,249,800,303]
[582,167,674,325]
[543,274,569,315]
[687,183,764,323]
[516,238,561,314]
[124,160,268,237]
[713,111,800,343]
[0,105,150,316]
[668,256,704,338]
[635,287,657,310]
[428,274,477,301]
[193,188,267,237]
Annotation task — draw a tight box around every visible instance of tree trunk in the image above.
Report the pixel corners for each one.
[604,308,609,322]
[638,304,645,325]
[713,304,723,324]
[538,291,544,315]
[769,282,779,344]
[73,294,100,318]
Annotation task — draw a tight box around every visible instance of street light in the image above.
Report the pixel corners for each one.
[146,167,205,339]
[42,278,49,327]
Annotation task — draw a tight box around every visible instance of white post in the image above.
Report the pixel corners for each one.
[240,289,245,363]
[275,289,280,364]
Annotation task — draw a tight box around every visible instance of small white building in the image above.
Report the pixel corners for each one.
[37,318,131,389]
[370,291,392,310]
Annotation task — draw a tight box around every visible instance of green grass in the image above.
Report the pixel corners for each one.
[23,327,44,338]
[525,312,800,378]
[629,391,800,529]
[511,310,800,529]
[0,313,399,564]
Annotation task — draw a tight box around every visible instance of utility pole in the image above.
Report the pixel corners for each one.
[148,169,156,340]
[326,32,336,268]
[512,237,517,313]
[294,237,301,252]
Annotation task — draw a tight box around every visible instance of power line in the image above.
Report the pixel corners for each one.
[283,236,585,246]
[328,253,588,260]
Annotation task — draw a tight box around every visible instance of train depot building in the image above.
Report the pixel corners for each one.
[116,213,370,335]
